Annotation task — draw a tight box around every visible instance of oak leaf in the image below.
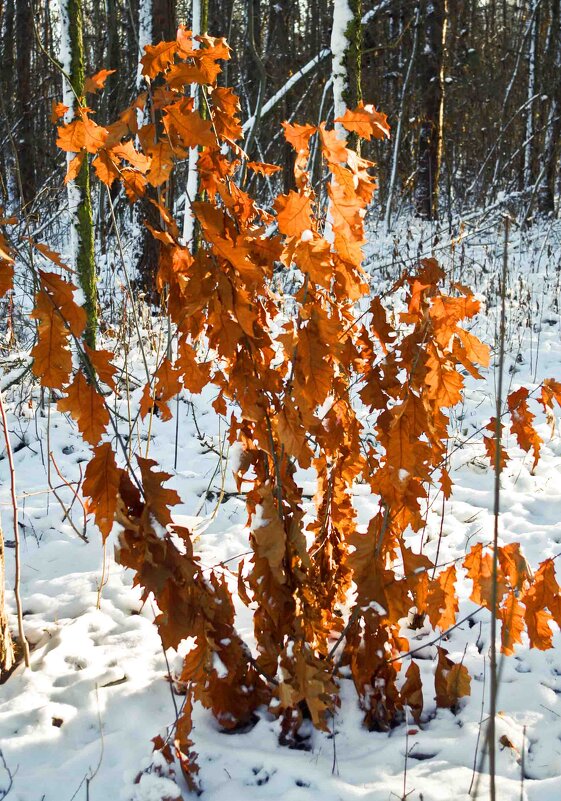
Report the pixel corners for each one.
[435,647,471,711]
[274,191,314,238]
[29,242,70,271]
[427,565,458,631]
[540,378,561,411]
[425,346,464,407]
[111,140,151,173]
[92,150,120,187]
[457,328,490,368]
[252,490,286,584]
[498,592,525,656]
[141,40,179,77]
[30,272,86,388]
[57,115,109,154]
[84,69,116,93]
[0,233,14,297]
[50,101,69,122]
[294,237,332,288]
[31,292,72,388]
[401,661,423,722]
[84,345,117,391]
[163,101,215,148]
[39,270,87,335]
[65,152,85,184]
[58,370,109,445]
[83,443,121,540]
[282,122,317,152]
[335,102,390,140]
[483,418,509,470]
[507,387,542,470]
[247,161,282,176]
[177,339,211,394]
[137,456,181,528]
[140,357,182,422]
[463,543,508,610]
[318,123,349,165]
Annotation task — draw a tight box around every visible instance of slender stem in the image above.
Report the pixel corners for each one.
[489,214,510,801]
[0,389,30,667]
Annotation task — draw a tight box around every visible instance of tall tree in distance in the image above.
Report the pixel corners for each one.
[264,0,293,190]
[524,0,539,190]
[15,0,36,208]
[537,0,560,214]
[59,0,97,347]
[136,0,177,297]
[414,0,446,219]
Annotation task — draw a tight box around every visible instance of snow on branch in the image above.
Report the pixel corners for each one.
[242,49,331,134]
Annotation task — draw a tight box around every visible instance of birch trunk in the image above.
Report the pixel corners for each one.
[182,0,202,246]
[331,0,362,144]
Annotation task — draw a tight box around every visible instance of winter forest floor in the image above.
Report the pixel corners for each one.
[2,213,561,801]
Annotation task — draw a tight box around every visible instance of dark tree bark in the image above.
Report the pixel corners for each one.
[414,0,445,219]
[537,0,560,214]
[15,0,35,207]
[136,0,177,299]
[153,0,176,40]
[265,0,296,192]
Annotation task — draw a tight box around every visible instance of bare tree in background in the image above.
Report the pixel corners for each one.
[414,0,446,219]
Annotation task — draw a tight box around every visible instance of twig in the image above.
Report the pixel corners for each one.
[0,390,30,667]
[0,749,15,800]
[469,656,486,795]
[49,450,88,541]
[520,724,526,801]
[489,214,510,801]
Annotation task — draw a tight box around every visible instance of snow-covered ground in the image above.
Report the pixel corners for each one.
[1,216,561,801]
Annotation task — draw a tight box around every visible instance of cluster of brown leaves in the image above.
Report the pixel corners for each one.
[2,28,559,792]
[483,380,561,472]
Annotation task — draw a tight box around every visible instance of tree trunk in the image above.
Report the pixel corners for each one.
[1,0,15,204]
[136,0,176,298]
[414,0,445,219]
[265,0,294,191]
[15,0,35,207]
[183,0,209,245]
[331,0,362,149]
[384,5,420,231]
[537,0,560,214]
[524,0,538,190]
[59,0,97,348]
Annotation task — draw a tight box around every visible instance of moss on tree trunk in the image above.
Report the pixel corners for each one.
[342,0,363,153]
[67,0,97,348]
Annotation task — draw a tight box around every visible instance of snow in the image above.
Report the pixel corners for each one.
[2,216,561,800]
